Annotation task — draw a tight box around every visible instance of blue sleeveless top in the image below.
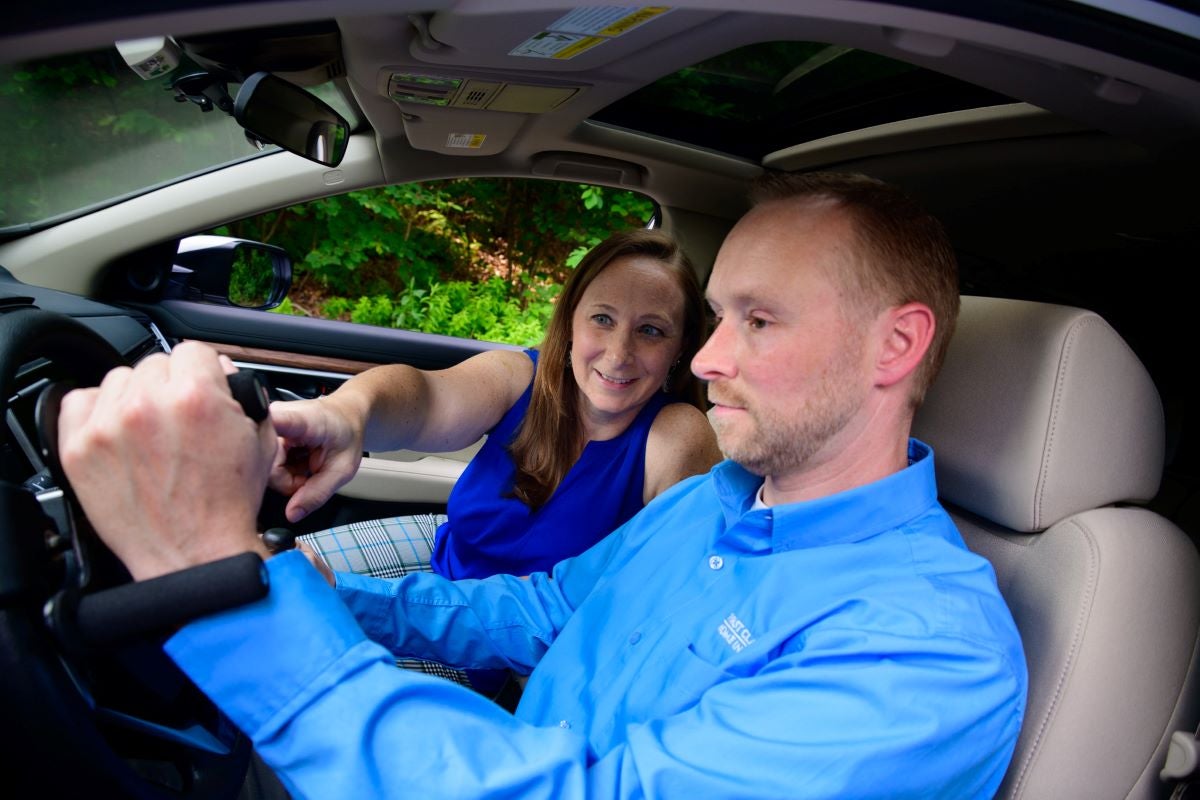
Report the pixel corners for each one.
[430,349,669,580]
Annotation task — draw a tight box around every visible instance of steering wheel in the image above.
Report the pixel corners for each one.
[0,308,252,798]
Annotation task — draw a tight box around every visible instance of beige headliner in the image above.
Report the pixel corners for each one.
[2,1,1196,291]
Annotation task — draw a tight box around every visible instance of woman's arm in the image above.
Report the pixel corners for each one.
[270,348,533,522]
[642,402,722,504]
[339,348,533,453]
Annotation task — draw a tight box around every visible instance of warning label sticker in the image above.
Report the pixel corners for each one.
[510,6,671,60]
[446,133,486,149]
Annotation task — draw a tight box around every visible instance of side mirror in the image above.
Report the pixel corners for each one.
[172,235,292,310]
[234,72,349,167]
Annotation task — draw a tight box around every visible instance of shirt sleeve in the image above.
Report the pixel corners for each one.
[329,515,631,672]
[166,553,1021,799]
[166,552,594,799]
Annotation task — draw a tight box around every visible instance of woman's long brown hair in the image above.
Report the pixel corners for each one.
[508,228,707,510]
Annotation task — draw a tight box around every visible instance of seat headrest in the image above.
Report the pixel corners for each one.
[913,296,1163,532]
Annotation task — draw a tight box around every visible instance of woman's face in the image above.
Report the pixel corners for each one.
[570,255,687,439]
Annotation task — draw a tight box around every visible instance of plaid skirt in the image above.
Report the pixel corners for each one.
[298,514,471,688]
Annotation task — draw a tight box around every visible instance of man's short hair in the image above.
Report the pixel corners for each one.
[750,171,960,408]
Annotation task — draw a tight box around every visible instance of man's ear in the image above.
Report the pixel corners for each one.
[873,302,935,389]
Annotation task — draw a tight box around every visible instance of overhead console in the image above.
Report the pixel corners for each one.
[379,67,584,156]
[384,71,580,114]
[369,6,722,158]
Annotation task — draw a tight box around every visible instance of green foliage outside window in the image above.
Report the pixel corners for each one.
[214,179,655,346]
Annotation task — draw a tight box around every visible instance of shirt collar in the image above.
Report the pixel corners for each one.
[712,439,940,553]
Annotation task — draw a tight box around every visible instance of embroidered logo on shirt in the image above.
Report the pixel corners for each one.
[718,613,755,653]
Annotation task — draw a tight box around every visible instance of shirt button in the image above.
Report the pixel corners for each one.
[708,555,724,570]
[559,720,571,729]
[629,632,642,645]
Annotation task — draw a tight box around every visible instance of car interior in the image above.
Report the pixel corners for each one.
[2,2,1199,798]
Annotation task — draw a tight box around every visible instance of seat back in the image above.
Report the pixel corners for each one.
[913,296,1200,799]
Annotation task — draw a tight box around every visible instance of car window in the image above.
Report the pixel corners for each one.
[210,178,656,346]
[0,47,356,232]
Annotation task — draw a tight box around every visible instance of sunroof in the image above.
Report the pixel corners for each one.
[590,41,1015,161]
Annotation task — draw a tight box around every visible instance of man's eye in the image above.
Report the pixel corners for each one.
[748,316,770,330]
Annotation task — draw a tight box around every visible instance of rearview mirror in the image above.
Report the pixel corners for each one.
[234,72,349,167]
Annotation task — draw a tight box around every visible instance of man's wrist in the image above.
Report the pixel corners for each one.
[127,532,272,582]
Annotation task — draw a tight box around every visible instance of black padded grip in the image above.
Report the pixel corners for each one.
[73,552,269,646]
[226,371,271,423]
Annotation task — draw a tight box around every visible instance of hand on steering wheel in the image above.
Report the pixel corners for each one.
[0,309,270,799]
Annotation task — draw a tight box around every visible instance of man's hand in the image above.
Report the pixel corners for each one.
[269,395,366,523]
[57,342,275,581]
[296,540,336,587]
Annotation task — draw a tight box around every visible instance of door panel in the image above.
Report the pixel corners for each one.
[342,446,483,504]
[147,299,516,368]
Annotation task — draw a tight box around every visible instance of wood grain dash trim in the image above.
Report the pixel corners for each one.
[188,341,380,375]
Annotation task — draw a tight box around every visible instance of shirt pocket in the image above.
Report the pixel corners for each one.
[655,643,736,715]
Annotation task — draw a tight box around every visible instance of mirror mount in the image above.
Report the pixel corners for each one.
[170,71,237,115]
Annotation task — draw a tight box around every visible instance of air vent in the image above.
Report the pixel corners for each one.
[454,80,502,109]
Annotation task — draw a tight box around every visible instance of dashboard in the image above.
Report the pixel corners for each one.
[1,268,165,485]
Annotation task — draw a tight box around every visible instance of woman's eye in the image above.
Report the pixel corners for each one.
[591,313,613,325]
[638,324,665,337]
[748,316,770,330]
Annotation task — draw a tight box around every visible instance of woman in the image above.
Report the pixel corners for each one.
[270,229,721,585]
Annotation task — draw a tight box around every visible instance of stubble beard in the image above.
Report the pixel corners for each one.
[709,347,866,478]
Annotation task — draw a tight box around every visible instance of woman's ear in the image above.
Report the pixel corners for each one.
[873,302,934,389]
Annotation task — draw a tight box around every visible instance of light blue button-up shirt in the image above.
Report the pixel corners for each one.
[167,440,1026,799]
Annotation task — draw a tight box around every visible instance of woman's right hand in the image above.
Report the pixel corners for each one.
[268,351,531,524]
[269,395,367,523]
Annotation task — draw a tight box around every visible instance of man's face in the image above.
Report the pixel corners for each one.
[692,201,875,478]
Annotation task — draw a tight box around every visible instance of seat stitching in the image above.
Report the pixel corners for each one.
[1008,517,1099,799]
[1034,315,1098,531]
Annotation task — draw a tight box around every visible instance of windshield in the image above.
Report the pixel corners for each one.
[0,47,355,233]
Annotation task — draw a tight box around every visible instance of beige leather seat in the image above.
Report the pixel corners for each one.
[913,296,1200,799]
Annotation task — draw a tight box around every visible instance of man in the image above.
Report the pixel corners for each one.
[58,172,1026,798]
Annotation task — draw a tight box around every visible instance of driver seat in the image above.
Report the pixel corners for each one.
[913,296,1200,799]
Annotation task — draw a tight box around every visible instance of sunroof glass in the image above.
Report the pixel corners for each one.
[591,41,1014,161]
